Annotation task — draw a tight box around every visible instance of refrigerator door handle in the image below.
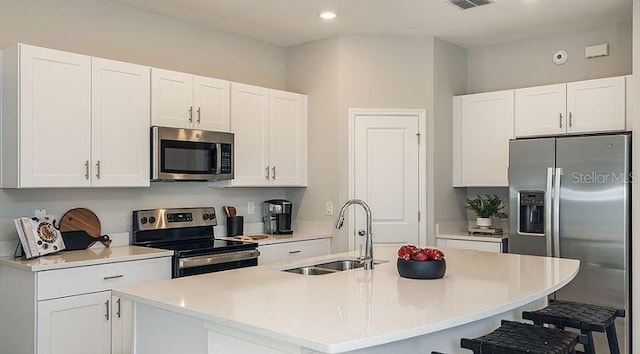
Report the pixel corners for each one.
[553,167,563,257]
[545,167,554,257]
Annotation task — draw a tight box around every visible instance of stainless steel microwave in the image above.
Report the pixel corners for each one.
[151,126,234,181]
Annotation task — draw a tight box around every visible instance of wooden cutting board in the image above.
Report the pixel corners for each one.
[59,208,111,248]
[59,208,101,237]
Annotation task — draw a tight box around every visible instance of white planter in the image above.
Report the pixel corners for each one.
[476,217,492,229]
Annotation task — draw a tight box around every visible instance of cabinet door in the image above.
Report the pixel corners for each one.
[19,44,92,187]
[567,76,625,134]
[92,58,150,187]
[453,91,514,187]
[37,291,111,354]
[193,75,230,132]
[111,295,133,354]
[515,84,566,137]
[258,238,331,265]
[151,68,194,129]
[230,83,270,186]
[268,90,307,186]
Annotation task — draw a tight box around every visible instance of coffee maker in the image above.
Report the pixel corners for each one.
[263,199,293,234]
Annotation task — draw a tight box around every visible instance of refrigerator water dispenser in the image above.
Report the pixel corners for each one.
[519,191,545,234]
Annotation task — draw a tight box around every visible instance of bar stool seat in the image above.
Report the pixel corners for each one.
[522,299,625,354]
[461,320,583,354]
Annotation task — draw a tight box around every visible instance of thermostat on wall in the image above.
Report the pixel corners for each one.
[553,50,568,65]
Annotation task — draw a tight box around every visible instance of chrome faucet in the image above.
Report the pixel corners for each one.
[335,199,374,270]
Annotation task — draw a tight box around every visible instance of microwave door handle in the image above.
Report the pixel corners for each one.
[216,143,222,175]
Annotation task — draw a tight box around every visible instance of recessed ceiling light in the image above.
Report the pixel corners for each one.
[319,11,337,20]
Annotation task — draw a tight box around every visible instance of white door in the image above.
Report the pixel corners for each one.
[269,89,307,186]
[111,296,133,354]
[37,291,111,354]
[91,58,150,187]
[193,75,230,132]
[514,83,566,137]
[19,44,92,187]
[151,68,193,129]
[567,76,625,134]
[353,113,420,248]
[230,83,270,186]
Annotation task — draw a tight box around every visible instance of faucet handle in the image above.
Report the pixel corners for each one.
[357,229,366,236]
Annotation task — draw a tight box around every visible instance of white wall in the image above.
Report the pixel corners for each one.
[467,21,632,93]
[0,0,290,255]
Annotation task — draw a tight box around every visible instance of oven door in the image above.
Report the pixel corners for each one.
[174,249,259,278]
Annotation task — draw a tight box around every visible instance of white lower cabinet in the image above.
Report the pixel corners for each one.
[37,291,112,354]
[0,255,171,354]
[258,238,331,265]
[436,237,507,253]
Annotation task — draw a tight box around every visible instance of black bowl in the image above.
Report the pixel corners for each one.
[397,258,446,279]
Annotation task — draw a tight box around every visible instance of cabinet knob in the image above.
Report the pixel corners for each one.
[188,106,193,123]
[84,161,89,180]
[105,300,110,321]
[272,166,276,180]
[95,161,101,179]
[197,107,201,124]
[569,112,573,128]
[265,166,270,180]
[559,113,563,129]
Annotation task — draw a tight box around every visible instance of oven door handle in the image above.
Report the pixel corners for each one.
[179,250,260,269]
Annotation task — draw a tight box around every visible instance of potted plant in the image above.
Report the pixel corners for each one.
[465,194,507,228]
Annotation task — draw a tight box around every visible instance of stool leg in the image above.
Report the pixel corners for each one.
[606,324,621,354]
[581,330,596,354]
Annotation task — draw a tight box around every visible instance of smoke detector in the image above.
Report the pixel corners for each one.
[448,0,495,10]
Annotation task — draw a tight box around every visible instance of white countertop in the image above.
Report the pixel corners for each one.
[114,246,579,353]
[0,246,173,271]
[436,232,508,243]
[218,231,332,245]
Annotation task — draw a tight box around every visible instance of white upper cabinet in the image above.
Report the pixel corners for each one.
[514,76,626,137]
[268,89,308,186]
[2,44,92,188]
[515,84,566,137]
[230,83,307,187]
[151,68,230,131]
[566,76,625,134]
[1,44,150,188]
[91,57,150,187]
[453,90,514,187]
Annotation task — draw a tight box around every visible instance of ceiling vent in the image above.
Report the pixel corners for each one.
[449,0,495,10]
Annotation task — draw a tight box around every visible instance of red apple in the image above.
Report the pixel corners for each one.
[410,248,429,261]
[397,245,417,260]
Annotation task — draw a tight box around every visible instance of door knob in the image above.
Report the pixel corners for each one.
[357,229,366,236]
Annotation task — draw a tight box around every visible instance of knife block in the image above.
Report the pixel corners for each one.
[226,216,244,237]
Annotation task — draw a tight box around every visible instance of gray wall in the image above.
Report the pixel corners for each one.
[0,0,290,254]
[467,21,632,93]
[432,38,468,235]
[0,0,287,88]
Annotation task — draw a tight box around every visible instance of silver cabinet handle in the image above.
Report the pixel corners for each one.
[559,113,563,129]
[116,298,122,318]
[84,161,89,179]
[569,112,573,127]
[272,166,276,180]
[197,107,201,123]
[105,300,110,321]
[288,250,301,254]
[95,161,101,179]
[188,106,193,122]
[358,229,366,236]
[265,166,270,180]
[103,274,124,280]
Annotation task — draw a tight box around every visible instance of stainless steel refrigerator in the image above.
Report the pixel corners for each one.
[508,133,630,354]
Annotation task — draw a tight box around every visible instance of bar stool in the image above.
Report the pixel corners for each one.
[522,299,625,354]
[460,320,585,354]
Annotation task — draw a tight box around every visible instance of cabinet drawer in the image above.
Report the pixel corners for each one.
[258,238,331,265]
[444,239,502,253]
[37,257,171,300]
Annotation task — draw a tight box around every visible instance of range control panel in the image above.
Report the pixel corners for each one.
[133,207,217,231]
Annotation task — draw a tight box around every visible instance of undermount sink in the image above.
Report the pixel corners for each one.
[282,258,388,275]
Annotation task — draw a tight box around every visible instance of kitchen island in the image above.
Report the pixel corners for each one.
[113,246,579,354]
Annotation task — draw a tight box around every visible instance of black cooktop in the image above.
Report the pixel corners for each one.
[144,238,258,257]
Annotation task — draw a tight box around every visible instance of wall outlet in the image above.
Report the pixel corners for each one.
[34,209,46,218]
[325,201,333,216]
[247,202,255,215]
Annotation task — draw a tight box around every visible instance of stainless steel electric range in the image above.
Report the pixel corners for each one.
[132,207,259,278]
